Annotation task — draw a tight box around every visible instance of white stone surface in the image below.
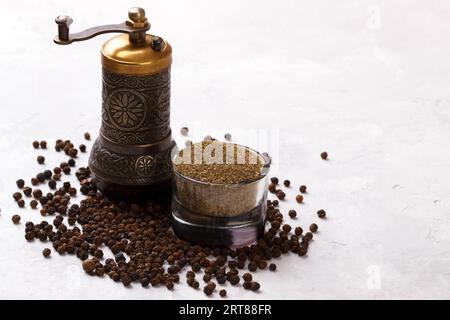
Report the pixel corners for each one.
[0,0,449,299]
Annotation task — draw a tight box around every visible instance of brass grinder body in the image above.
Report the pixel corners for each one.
[54,8,175,199]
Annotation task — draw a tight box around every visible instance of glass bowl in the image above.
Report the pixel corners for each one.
[171,143,270,248]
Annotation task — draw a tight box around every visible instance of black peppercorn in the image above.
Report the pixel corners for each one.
[40,141,47,149]
[243,273,252,282]
[203,274,212,282]
[219,289,227,297]
[268,183,277,193]
[203,285,213,296]
[30,199,38,209]
[283,180,290,187]
[82,259,96,274]
[13,192,22,201]
[321,152,328,160]
[309,223,318,233]
[12,214,21,224]
[68,148,78,158]
[294,227,303,236]
[36,173,45,182]
[79,144,87,153]
[269,263,277,271]
[32,141,40,149]
[31,178,38,186]
[317,209,326,218]
[243,281,252,290]
[84,132,91,140]
[270,177,279,185]
[299,185,307,193]
[16,179,25,189]
[43,170,52,180]
[141,277,150,287]
[248,262,257,272]
[23,186,32,196]
[17,199,25,208]
[38,230,47,241]
[276,190,286,200]
[37,156,45,164]
[304,232,313,241]
[42,248,51,257]
[32,189,42,199]
[282,224,292,233]
[229,275,240,285]
[48,180,57,190]
[251,281,260,291]
[25,231,34,241]
[296,194,303,203]
[68,159,76,167]
[288,209,297,218]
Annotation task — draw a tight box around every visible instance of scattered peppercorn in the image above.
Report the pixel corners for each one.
[283,180,290,187]
[299,185,307,193]
[36,173,45,182]
[32,189,43,199]
[294,227,303,236]
[317,209,326,218]
[30,199,38,209]
[304,232,313,241]
[270,177,279,185]
[295,194,303,203]
[309,223,318,233]
[68,148,78,158]
[82,259,96,274]
[32,141,40,149]
[219,289,227,297]
[288,209,297,218]
[268,183,277,193]
[42,248,51,257]
[84,132,91,140]
[23,186,32,196]
[203,285,213,296]
[17,199,25,208]
[31,178,39,186]
[243,273,252,282]
[321,152,328,160]
[37,156,45,164]
[48,180,57,190]
[79,144,86,152]
[13,192,22,201]
[269,263,277,271]
[251,282,260,291]
[16,179,25,189]
[12,214,21,224]
[68,159,76,167]
[40,141,47,149]
[276,190,286,200]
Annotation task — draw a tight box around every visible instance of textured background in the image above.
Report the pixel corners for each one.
[0,0,449,299]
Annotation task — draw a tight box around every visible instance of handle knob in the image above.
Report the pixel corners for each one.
[128,7,146,22]
[55,15,73,42]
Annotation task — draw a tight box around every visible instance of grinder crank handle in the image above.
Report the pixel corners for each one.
[54,7,151,45]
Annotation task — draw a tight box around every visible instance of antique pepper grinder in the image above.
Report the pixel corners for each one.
[54,7,175,199]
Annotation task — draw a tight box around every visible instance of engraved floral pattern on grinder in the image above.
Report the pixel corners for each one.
[107,90,146,130]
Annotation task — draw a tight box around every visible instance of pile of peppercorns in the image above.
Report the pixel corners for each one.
[9,133,328,297]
